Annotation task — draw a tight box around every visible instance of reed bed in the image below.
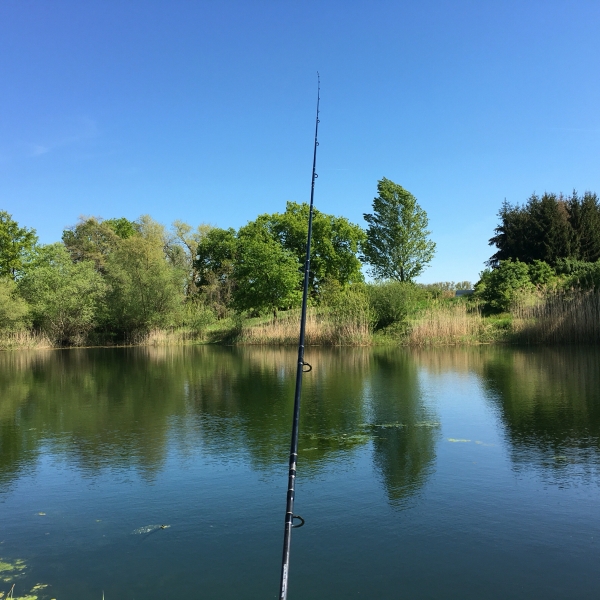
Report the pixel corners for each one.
[0,330,53,351]
[406,302,484,346]
[513,289,600,344]
[126,327,206,346]
[237,307,372,346]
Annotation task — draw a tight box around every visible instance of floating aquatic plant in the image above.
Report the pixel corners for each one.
[360,422,406,430]
[414,421,441,428]
[0,559,26,583]
[0,561,51,600]
[131,524,170,535]
[360,421,441,430]
[305,433,373,446]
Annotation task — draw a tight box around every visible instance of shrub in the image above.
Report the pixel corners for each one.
[329,285,374,344]
[19,244,106,345]
[474,259,534,312]
[367,281,424,330]
[0,277,30,331]
[527,260,555,287]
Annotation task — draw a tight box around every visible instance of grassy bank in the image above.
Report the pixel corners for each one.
[2,289,599,351]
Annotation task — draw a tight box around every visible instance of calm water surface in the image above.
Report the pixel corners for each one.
[1,345,600,599]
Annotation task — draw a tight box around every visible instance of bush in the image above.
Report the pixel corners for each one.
[328,284,374,343]
[474,259,534,312]
[19,244,106,344]
[367,281,424,330]
[181,302,216,331]
[0,277,30,331]
[528,260,555,286]
[554,259,600,291]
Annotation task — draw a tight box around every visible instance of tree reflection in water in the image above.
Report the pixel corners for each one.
[0,346,441,507]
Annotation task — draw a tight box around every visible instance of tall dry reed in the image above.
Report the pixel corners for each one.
[407,303,484,346]
[125,327,206,346]
[0,330,53,351]
[513,289,600,344]
[237,307,372,346]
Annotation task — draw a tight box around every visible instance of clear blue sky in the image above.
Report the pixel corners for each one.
[1,0,599,283]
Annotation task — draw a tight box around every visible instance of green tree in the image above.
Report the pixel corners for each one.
[362,178,436,281]
[474,259,534,312]
[488,191,600,267]
[0,211,38,279]
[568,191,600,262]
[233,228,302,317]
[18,243,106,344]
[367,281,425,330]
[62,216,137,272]
[194,227,238,315]
[170,220,212,296]
[103,220,186,334]
[0,278,30,331]
[247,202,365,293]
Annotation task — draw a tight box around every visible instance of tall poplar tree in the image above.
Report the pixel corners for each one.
[362,178,436,281]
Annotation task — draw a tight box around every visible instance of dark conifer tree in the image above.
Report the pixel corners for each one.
[488,191,599,267]
[568,191,600,262]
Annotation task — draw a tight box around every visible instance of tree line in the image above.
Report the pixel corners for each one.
[0,179,437,344]
[477,190,600,312]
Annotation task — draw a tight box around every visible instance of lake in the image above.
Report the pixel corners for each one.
[1,345,600,599]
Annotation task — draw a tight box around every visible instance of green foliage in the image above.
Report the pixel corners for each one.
[489,191,600,267]
[0,278,29,331]
[527,259,555,286]
[194,227,237,315]
[62,216,135,272]
[104,217,138,239]
[103,228,186,334]
[180,301,216,331]
[367,281,425,330]
[474,260,534,312]
[362,178,436,281]
[19,244,106,344]
[0,211,38,279]
[171,220,212,295]
[418,281,473,295]
[563,260,600,291]
[327,284,375,342]
[233,229,302,317]
[241,202,365,295]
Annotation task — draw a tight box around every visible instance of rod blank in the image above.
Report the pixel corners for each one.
[278,74,321,600]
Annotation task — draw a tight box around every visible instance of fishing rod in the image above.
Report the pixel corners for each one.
[278,73,320,600]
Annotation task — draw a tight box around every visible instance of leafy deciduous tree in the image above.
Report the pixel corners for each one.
[247,202,365,293]
[103,222,186,334]
[19,244,105,344]
[362,178,436,281]
[474,260,534,312]
[194,227,237,315]
[0,211,38,279]
[233,229,301,317]
[170,220,212,296]
[0,278,30,331]
[62,216,137,272]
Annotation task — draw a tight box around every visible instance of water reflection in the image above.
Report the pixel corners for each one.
[413,346,600,483]
[480,347,600,482]
[368,350,439,506]
[0,346,440,507]
[9,345,600,501]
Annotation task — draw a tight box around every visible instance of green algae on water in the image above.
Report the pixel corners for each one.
[0,559,26,582]
[0,559,51,600]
